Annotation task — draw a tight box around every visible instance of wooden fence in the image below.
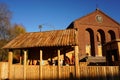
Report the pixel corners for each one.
[79,66,119,80]
[0,62,8,79]
[0,63,120,80]
[10,65,75,80]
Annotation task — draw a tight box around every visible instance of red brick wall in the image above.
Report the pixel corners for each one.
[67,10,120,57]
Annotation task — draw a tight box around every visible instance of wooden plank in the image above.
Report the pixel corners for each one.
[23,50,27,80]
[74,46,80,78]
[39,50,42,79]
[8,50,13,79]
[58,49,61,79]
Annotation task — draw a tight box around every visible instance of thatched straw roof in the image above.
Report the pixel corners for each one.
[3,29,77,49]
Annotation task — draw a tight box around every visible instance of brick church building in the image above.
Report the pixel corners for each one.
[3,8,120,66]
[67,9,120,65]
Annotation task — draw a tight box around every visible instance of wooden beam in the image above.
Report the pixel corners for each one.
[74,46,80,79]
[39,50,43,79]
[8,50,13,79]
[58,49,60,79]
[23,50,27,80]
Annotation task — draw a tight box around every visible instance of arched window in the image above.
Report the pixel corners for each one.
[86,28,95,56]
[97,29,106,45]
[108,30,116,41]
[97,29,106,56]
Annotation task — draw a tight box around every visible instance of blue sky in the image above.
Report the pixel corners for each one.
[0,0,120,32]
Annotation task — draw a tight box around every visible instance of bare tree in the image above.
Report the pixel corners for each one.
[0,3,26,61]
[0,3,12,61]
[0,3,12,40]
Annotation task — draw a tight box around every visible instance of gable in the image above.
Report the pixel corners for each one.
[74,9,120,27]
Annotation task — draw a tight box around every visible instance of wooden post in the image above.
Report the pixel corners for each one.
[39,50,43,79]
[8,50,13,79]
[20,50,22,64]
[118,42,120,61]
[74,46,80,79]
[23,50,27,80]
[58,49,60,79]
[20,56,22,64]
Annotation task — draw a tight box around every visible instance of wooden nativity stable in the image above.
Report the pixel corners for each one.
[3,29,80,79]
